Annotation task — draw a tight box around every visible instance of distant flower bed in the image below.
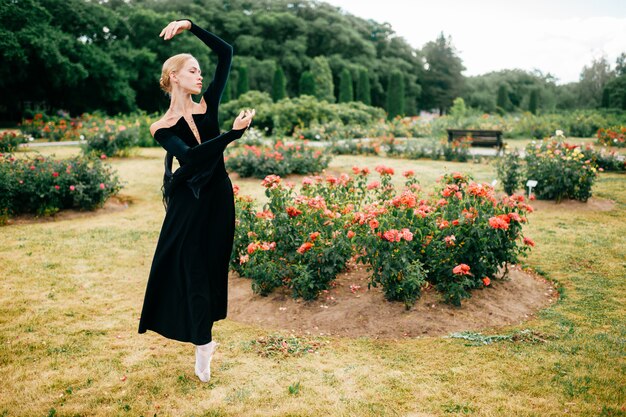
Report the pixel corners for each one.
[497,131,604,201]
[232,170,534,307]
[0,153,122,220]
[19,113,82,142]
[0,131,26,152]
[597,126,625,147]
[286,110,626,141]
[330,136,476,163]
[18,112,158,153]
[225,140,331,178]
[80,115,140,157]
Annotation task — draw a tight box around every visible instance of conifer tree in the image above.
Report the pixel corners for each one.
[386,71,405,119]
[311,56,335,102]
[356,68,371,105]
[237,66,249,97]
[529,89,539,114]
[299,71,316,96]
[338,68,354,103]
[496,85,508,114]
[272,65,287,102]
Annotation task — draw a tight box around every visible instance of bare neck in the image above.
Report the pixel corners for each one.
[167,89,196,117]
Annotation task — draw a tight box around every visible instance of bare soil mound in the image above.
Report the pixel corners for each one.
[227,265,558,339]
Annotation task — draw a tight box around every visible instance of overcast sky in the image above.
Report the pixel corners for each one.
[323,0,626,84]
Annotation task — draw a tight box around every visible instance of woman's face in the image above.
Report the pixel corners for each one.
[173,58,203,95]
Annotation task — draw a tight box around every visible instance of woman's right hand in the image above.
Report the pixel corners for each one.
[159,20,192,41]
[233,109,256,130]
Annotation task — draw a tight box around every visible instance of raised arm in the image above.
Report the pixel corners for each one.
[161,19,234,113]
[185,20,233,114]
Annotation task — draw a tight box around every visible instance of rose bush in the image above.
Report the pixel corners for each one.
[524,134,599,202]
[596,126,626,147]
[80,116,140,157]
[225,140,331,178]
[0,153,122,220]
[232,169,534,307]
[0,131,25,153]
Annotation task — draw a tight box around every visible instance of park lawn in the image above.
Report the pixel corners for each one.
[0,146,624,417]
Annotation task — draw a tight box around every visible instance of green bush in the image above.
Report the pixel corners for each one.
[220,91,385,136]
[80,117,140,157]
[496,151,523,195]
[525,136,598,202]
[0,153,122,217]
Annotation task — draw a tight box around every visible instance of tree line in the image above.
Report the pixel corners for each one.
[1,0,624,122]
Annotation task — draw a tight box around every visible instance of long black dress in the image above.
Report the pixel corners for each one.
[138,21,245,345]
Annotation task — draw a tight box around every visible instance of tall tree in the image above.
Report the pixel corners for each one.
[528,89,539,114]
[338,68,354,103]
[356,68,371,105]
[310,56,335,103]
[298,71,316,96]
[420,32,465,114]
[237,66,250,98]
[272,64,287,102]
[615,52,626,77]
[386,71,405,119]
[578,57,614,108]
[602,74,626,109]
[496,85,509,114]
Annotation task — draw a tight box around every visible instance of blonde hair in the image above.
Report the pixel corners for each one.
[159,53,195,94]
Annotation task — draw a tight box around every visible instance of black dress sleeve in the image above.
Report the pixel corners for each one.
[185,20,233,115]
[154,127,245,167]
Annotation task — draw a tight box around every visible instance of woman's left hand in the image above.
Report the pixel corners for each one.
[159,20,192,41]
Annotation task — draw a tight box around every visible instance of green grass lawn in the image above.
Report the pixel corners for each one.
[0,145,624,416]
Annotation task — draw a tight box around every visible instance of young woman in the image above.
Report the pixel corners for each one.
[138,19,254,383]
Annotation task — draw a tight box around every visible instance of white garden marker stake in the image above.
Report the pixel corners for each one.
[526,180,538,199]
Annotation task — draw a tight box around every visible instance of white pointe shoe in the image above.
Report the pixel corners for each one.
[195,341,219,383]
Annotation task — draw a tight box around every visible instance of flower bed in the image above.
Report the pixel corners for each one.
[225,140,331,178]
[596,126,626,147]
[19,113,82,142]
[80,115,140,157]
[0,131,25,152]
[0,153,121,220]
[232,169,534,307]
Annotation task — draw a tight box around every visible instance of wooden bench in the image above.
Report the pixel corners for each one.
[447,129,504,152]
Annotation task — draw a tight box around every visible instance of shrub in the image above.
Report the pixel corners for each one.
[80,117,139,157]
[0,131,25,152]
[329,139,382,156]
[232,169,534,307]
[525,133,598,202]
[597,126,626,147]
[220,91,385,136]
[0,153,122,218]
[581,146,626,172]
[442,137,471,162]
[225,140,331,178]
[19,113,83,142]
[496,151,523,195]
